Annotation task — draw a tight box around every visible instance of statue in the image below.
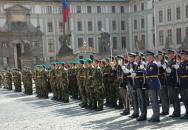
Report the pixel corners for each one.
[99,31,110,54]
[57,34,73,56]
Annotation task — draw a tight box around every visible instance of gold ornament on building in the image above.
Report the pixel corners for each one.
[75,41,97,54]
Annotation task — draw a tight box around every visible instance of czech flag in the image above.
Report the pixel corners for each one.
[62,0,69,23]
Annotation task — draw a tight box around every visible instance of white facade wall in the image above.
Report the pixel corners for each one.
[154,0,188,50]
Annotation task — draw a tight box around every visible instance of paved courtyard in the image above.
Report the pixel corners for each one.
[0,88,187,130]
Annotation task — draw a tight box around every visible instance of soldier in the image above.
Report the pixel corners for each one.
[77,59,87,108]
[133,52,147,121]
[39,65,49,98]
[85,58,95,109]
[178,50,188,119]
[109,58,119,108]
[120,56,130,116]
[93,59,104,111]
[165,49,180,118]
[156,51,169,116]
[102,58,114,107]
[22,67,33,95]
[12,68,22,92]
[124,52,138,118]
[6,70,13,90]
[145,51,160,122]
[72,62,79,100]
[49,62,57,100]
[60,62,69,103]
[114,56,123,109]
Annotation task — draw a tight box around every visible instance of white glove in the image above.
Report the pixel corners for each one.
[123,68,130,74]
[140,65,145,69]
[121,65,126,70]
[130,68,133,73]
[166,67,171,73]
[174,64,179,69]
[162,64,166,69]
[131,72,136,78]
[156,62,161,67]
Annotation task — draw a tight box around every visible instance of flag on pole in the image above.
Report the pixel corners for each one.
[62,0,69,23]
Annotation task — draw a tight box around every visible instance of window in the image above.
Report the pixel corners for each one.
[120,6,124,13]
[186,27,188,36]
[141,3,144,11]
[167,8,171,21]
[134,4,137,12]
[77,6,81,13]
[122,36,126,49]
[121,21,125,30]
[159,30,164,45]
[176,28,182,44]
[88,21,93,31]
[141,18,145,29]
[78,38,83,47]
[47,22,53,32]
[48,39,55,52]
[112,21,116,31]
[159,10,163,23]
[87,6,92,13]
[186,5,188,18]
[59,22,63,32]
[97,6,101,13]
[176,7,181,20]
[167,29,172,43]
[97,21,102,31]
[141,35,145,49]
[134,35,138,47]
[88,38,94,47]
[59,6,63,14]
[77,21,82,31]
[113,37,117,49]
[134,19,137,30]
[47,6,52,14]
[112,6,116,13]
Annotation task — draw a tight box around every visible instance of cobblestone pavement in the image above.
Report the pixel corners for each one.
[0,88,187,130]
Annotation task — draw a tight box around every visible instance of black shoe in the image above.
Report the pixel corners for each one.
[85,104,92,109]
[137,116,147,121]
[115,105,123,109]
[79,103,87,108]
[148,118,160,122]
[130,114,139,119]
[120,110,130,116]
[180,115,188,119]
[169,114,180,118]
[160,112,169,116]
[95,107,103,111]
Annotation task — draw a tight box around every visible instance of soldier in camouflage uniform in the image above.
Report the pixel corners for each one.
[102,58,114,107]
[49,63,57,100]
[22,67,33,95]
[12,69,22,92]
[6,70,13,90]
[92,60,104,111]
[85,58,95,109]
[68,62,79,100]
[61,62,69,103]
[77,59,87,108]
[39,66,49,98]
[55,63,62,101]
